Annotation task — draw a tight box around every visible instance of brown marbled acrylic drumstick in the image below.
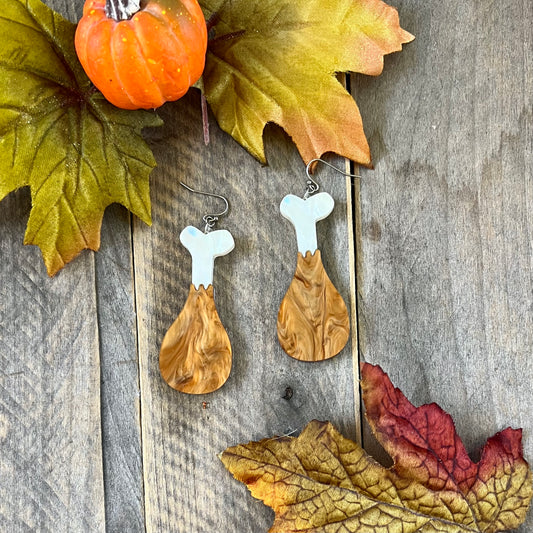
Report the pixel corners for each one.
[160,222,234,394]
[277,190,350,361]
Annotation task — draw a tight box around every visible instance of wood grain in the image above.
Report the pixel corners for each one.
[277,250,350,361]
[352,1,533,531]
[133,92,358,531]
[160,284,232,394]
[0,192,105,532]
[95,206,145,532]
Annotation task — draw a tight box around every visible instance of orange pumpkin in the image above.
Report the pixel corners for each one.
[75,0,207,109]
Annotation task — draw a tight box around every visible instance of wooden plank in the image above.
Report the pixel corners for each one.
[95,206,145,532]
[0,195,105,531]
[353,0,533,530]
[133,92,358,531]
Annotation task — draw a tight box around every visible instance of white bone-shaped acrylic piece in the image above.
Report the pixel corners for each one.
[180,226,235,289]
[280,192,335,254]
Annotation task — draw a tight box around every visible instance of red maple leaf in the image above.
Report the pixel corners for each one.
[362,363,531,532]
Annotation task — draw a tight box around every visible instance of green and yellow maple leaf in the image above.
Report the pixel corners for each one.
[221,364,532,532]
[0,0,161,275]
[200,0,413,166]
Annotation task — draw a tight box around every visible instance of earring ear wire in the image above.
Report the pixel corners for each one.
[304,158,361,199]
[180,181,229,233]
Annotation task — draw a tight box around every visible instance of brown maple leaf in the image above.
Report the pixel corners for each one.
[220,363,532,532]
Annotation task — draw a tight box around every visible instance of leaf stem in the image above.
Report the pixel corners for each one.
[206,11,221,32]
[201,92,210,146]
[105,0,141,21]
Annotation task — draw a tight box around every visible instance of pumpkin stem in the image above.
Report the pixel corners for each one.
[105,0,141,21]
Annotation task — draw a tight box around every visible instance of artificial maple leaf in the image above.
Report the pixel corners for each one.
[221,363,532,532]
[199,0,413,166]
[0,0,161,275]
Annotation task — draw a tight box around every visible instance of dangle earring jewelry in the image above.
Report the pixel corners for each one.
[159,183,235,394]
[277,159,358,361]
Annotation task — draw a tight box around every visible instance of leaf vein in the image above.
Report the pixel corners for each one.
[0,13,41,35]
[0,61,72,88]
[83,105,150,216]
[29,109,68,194]
[23,2,87,90]
[224,451,480,532]
[61,194,90,247]
[207,51,282,110]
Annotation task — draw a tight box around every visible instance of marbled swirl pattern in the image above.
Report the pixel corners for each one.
[159,285,232,394]
[277,250,350,361]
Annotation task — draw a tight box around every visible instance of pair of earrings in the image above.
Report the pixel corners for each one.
[159,160,358,394]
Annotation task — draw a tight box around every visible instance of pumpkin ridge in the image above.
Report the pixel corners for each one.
[82,17,112,79]
[133,11,191,99]
[111,21,164,107]
[108,24,135,106]
[142,3,199,86]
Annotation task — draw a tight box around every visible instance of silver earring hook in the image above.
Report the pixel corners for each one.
[180,181,229,233]
[304,158,361,199]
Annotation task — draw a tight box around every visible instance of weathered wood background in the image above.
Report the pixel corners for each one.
[0,0,531,531]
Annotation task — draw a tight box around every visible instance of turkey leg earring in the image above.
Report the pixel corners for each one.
[159,183,235,394]
[277,159,358,361]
